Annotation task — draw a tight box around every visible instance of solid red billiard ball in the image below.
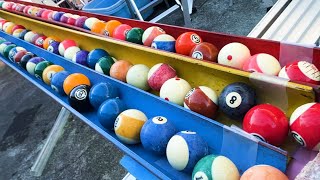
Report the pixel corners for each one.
[243,53,281,76]
[243,104,289,146]
[113,24,132,40]
[278,61,320,85]
[190,42,219,62]
[175,32,202,56]
[290,103,320,150]
[184,86,218,118]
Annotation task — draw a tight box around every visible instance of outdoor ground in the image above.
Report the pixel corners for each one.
[0,0,271,179]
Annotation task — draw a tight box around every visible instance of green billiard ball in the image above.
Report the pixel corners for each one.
[126,28,144,45]
[34,61,53,80]
[95,56,115,75]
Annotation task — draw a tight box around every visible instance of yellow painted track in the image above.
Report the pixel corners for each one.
[0,10,315,122]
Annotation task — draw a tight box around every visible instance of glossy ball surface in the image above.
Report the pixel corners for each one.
[142,26,166,47]
[110,60,133,82]
[175,32,202,55]
[51,71,71,95]
[147,63,177,91]
[126,28,144,45]
[243,53,281,76]
[240,165,288,180]
[126,64,150,90]
[218,42,251,69]
[42,65,65,85]
[63,73,91,95]
[89,82,119,109]
[98,98,126,130]
[190,42,219,62]
[68,85,92,112]
[87,48,109,69]
[113,24,132,40]
[160,78,192,106]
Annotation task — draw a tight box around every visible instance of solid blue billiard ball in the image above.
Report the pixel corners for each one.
[140,116,176,155]
[218,82,256,120]
[47,41,60,55]
[51,71,71,96]
[72,50,89,66]
[87,48,109,69]
[89,82,119,109]
[52,12,64,21]
[19,52,35,69]
[98,98,126,130]
[166,131,209,173]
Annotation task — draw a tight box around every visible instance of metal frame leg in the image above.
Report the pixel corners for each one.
[181,0,192,27]
[127,0,144,21]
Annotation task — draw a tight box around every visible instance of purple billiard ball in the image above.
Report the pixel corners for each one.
[52,12,64,21]
[36,9,45,17]
[75,16,88,28]
[60,13,72,23]
[72,50,89,66]
[47,41,60,55]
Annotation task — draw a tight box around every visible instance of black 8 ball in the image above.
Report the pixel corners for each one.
[68,85,92,112]
[218,82,256,120]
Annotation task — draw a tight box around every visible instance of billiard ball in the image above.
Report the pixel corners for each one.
[31,34,43,44]
[278,61,320,85]
[43,36,60,50]
[58,39,77,56]
[12,29,25,38]
[243,53,281,76]
[17,29,28,40]
[34,61,53,80]
[52,11,64,21]
[34,35,47,48]
[192,155,240,180]
[142,26,166,47]
[64,46,80,60]
[160,78,192,106]
[110,60,133,82]
[75,16,88,28]
[47,41,60,55]
[166,131,209,172]
[95,56,115,75]
[36,8,45,17]
[243,104,289,146]
[51,71,71,95]
[218,42,251,69]
[13,50,27,63]
[190,42,219,62]
[0,20,8,31]
[31,7,40,16]
[113,24,132,40]
[175,32,202,55]
[89,82,119,109]
[290,103,320,150]
[114,109,147,144]
[218,82,256,120]
[8,46,26,62]
[17,5,26,12]
[91,21,107,34]
[140,116,176,155]
[42,65,64,85]
[83,17,99,30]
[104,20,122,37]
[87,48,109,68]
[19,52,35,69]
[11,25,25,33]
[66,15,79,25]
[63,73,91,95]
[184,86,218,118]
[24,31,38,42]
[126,28,144,45]
[0,42,13,55]
[23,6,31,14]
[72,50,89,66]
[3,44,17,58]
[3,22,15,34]
[26,57,45,75]
[41,10,53,20]
[126,64,150,90]
[68,84,92,112]
[98,98,126,130]
[240,165,288,180]
[147,63,177,91]
[59,13,72,23]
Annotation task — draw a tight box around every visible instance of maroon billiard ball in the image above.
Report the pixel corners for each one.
[190,42,219,62]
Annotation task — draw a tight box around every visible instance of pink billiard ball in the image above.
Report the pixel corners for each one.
[184,86,218,118]
[41,10,53,20]
[218,42,251,69]
[147,63,177,91]
[142,26,166,47]
[160,78,192,106]
[23,6,31,14]
[113,24,132,40]
[278,61,320,85]
[58,39,77,56]
[290,103,320,150]
[243,104,289,146]
[243,53,281,76]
